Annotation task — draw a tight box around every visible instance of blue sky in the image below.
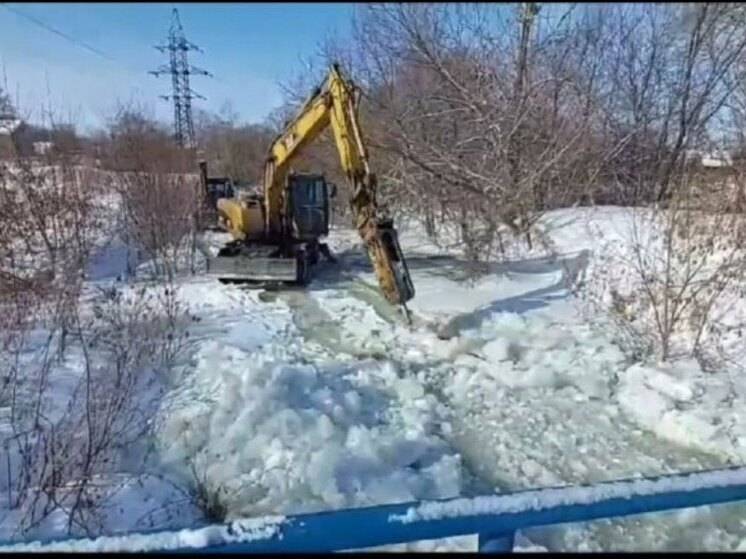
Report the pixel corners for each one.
[0,2,355,132]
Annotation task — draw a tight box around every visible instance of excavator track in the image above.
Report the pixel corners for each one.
[208,242,307,285]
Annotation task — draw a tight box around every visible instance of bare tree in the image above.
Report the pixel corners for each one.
[596,3,746,205]
[572,2,746,363]
[193,105,275,185]
[290,3,619,261]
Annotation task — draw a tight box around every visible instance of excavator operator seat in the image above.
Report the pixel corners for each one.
[288,173,331,241]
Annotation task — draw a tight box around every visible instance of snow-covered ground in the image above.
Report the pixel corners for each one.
[3,205,746,551]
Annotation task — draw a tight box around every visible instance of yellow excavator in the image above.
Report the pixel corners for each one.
[205,63,415,311]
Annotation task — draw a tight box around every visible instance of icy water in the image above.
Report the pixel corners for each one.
[185,228,746,551]
[266,258,746,552]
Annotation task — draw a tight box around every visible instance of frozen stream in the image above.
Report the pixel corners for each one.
[258,229,746,551]
[7,207,746,550]
[146,223,746,552]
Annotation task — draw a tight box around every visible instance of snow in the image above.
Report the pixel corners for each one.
[5,199,746,551]
[441,309,625,397]
[153,279,464,519]
[0,473,205,545]
[389,468,746,524]
[0,516,285,552]
[617,360,746,462]
[407,270,560,320]
[513,531,550,552]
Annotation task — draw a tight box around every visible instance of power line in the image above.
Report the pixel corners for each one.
[0,3,158,87]
[0,3,114,62]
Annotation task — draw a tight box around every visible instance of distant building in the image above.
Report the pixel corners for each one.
[33,141,54,155]
[684,148,734,170]
[0,116,21,136]
[700,151,733,169]
[0,114,21,159]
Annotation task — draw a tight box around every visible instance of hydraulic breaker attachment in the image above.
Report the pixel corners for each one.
[364,218,415,306]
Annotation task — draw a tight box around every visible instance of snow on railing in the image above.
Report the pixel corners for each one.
[2,466,746,553]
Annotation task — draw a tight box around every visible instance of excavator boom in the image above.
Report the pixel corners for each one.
[263,63,415,306]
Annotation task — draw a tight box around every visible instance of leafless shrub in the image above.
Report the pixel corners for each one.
[2,279,193,538]
[114,171,201,281]
[571,2,746,363]
[1,115,195,537]
[0,149,99,534]
[193,104,275,185]
[101,105,202,281]
[184,458,229,523]
[580,169,746,363]
[102,104,193,174]
[0,149,102,392]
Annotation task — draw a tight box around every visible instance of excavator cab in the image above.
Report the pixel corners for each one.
[287,173,331,241]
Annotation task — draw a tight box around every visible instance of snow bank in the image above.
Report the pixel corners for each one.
[538,206,638,255]
[538,207,746,463]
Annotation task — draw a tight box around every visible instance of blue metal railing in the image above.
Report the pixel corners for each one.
[3,466,746,552]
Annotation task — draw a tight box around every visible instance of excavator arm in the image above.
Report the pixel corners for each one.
[263,63,415,307]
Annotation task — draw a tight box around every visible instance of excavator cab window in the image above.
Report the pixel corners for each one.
[288,173,330,241]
